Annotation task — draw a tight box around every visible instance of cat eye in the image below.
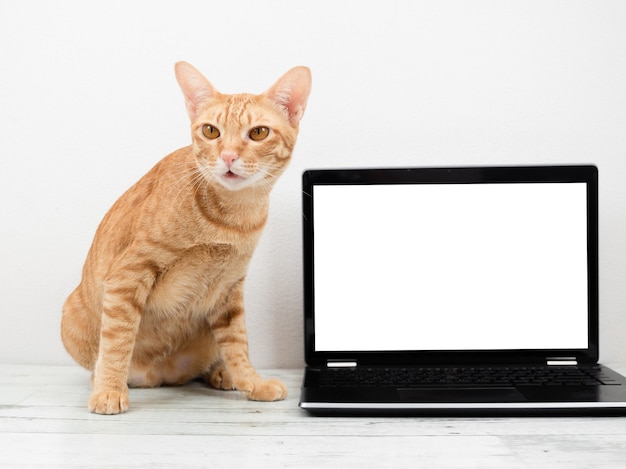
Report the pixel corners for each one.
[249,127,270,141]
[202,124,220,140]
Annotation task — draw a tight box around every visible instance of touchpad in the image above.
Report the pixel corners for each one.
[397,387,527,403]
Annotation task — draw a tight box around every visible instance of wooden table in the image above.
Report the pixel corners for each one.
[1,364,626,468]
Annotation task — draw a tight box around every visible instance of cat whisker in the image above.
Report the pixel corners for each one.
[256,167,276,178]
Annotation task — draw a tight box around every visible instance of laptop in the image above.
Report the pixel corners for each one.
[299,165,626,415]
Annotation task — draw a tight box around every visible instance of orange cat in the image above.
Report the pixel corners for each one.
[61,62,311,414]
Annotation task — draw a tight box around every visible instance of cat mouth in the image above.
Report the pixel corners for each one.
[217,170,250,190]
[223,170,244,180]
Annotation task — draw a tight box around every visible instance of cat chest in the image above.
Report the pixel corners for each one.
[144,243,253,316]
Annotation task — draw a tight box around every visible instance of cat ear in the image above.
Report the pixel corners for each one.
[174,61,219,122]
[265,66,312,127]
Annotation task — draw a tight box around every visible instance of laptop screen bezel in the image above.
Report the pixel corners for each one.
[302,165,599,367]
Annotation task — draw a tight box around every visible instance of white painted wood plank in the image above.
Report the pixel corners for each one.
[503,434,626,468]
[3,403,626,439]
[0,433,522,469]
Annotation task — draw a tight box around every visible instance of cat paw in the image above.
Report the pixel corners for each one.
[241,378,288,402]
[205,367,235,391]
[88,389,129,415]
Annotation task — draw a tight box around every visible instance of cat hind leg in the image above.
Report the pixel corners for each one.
[61,287,99,371]
[203,360,235,390]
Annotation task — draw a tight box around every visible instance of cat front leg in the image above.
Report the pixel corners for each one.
[89,261,155,414]
[209,279,288,401]
[89,309,138,414]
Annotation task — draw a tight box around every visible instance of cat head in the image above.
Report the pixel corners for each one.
[175,62,311,192]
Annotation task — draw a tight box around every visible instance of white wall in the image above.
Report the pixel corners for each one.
[1,0,625,368]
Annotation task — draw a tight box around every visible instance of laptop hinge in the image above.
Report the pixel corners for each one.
[546,358,578,366]
[326,360,357,368]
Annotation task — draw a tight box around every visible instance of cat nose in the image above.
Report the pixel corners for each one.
[221,151,239,169]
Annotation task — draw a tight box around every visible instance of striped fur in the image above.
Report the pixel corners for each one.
[61,62,311,414]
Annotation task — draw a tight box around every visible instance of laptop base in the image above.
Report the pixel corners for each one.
[300,364,626,417]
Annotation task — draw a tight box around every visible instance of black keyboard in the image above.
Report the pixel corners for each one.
[319,366,620,387]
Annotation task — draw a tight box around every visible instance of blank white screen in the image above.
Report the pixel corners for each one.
[313,183,589,352]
